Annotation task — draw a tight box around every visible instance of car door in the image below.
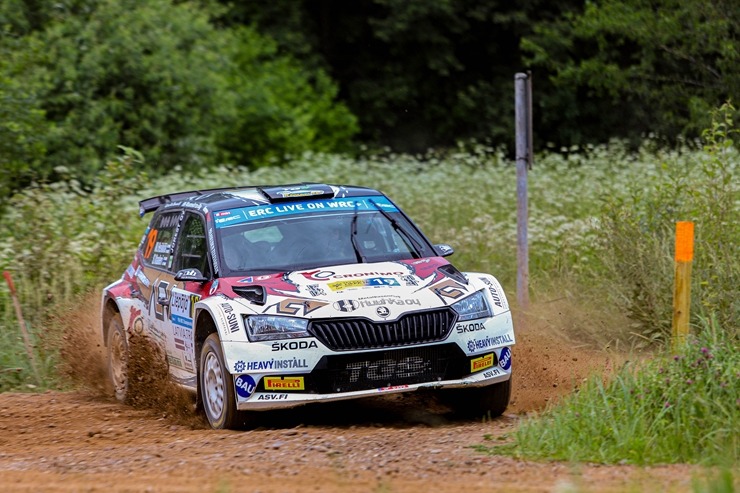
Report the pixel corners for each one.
[136,209,182,350]
[165,212,213,383]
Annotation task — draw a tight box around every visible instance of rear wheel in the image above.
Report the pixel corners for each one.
[444,378,512,419]
[106,314,129,402]
[200,333,244,429]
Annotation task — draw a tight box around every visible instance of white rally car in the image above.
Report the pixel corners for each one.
[101,183,515,429]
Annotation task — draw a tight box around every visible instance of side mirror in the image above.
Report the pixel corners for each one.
[174,268,209,283]
[433,244,454,257]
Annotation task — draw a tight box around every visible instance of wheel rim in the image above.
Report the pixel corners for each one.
[109,328,127,393]
[203,351,225,420]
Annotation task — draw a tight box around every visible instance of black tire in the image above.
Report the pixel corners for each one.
[200,333,242,429]
[106,313,129,403]
[444,377,512,419]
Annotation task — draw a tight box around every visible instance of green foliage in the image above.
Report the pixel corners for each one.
[523,0,740,144]
[692,468,737,493]
[224,0,738,150]
[0,147,148,391]
[596,103,739,343]
[486,316,739,465]
[0,112,737,389]
[0,0,357,199]
[0,320,57,392]
[0,34,49,199]
[224,0,574,151]
[0,148,148,314]
[214,28,358,167]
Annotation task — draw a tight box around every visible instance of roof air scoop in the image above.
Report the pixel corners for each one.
[258,183,335,203]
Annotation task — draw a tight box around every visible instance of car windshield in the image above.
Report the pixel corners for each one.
[215,198,431,275]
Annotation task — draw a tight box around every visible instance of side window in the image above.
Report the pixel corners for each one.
[174,214,211,278]
[142,211,181,269]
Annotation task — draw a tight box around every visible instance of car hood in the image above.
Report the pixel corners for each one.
[215,257,474,321]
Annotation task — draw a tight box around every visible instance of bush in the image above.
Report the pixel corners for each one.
[0,35,48,201]
[0,115,736,390]
[0,0,357,198]
[214,28,358,167]
[596,103,739,343]
[0,148,147,315]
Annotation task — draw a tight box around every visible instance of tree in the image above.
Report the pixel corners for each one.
[0,0,357,195]
[0,35,48,199]
[214,28,358,166]
[222,0,575,151]
[522,0,740,144]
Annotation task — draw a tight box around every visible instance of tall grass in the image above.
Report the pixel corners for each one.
[1,111,737,390]
[596,104,739,343]
[492,315,739,466]
[0,293,57,391]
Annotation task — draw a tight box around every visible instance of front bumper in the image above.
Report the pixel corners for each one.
[228,336,511,410]
[225,312,514,411]
[238,369,512,410]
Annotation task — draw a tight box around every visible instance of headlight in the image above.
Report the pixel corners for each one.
[452,291,492,321]
[245,315,309,342]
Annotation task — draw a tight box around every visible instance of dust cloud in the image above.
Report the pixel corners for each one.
[51,291,622,427]
[53,292,205,428]
[509,295,628,414]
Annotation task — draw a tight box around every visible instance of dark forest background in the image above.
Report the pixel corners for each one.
[1,0,737,198]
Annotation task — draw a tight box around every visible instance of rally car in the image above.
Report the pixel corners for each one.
[101,183,515,429]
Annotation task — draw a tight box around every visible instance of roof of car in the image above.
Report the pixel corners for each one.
[138,183,385,216]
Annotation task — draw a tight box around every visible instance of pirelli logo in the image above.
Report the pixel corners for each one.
[264,376,305,390]
[471,353,494,373]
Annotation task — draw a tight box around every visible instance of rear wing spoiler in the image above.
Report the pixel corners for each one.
[138,186,253,216]
[137,182,333,217]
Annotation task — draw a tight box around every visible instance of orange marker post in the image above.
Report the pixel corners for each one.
[672,222,694,350]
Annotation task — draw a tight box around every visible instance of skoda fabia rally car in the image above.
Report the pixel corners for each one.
[101,183,515,429]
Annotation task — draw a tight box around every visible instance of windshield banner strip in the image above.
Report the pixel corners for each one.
[213,195,398,229]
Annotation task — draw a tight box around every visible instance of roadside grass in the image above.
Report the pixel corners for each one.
[479,315,738,466]
[0,272,63,392]
[692,468,738,493]
[0,106,737,394]
[0,141,649,390]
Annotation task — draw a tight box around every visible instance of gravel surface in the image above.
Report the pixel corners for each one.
[0,299,700,492]
[0,391,697,492]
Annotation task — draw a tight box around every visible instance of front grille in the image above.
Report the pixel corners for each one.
[306,343,467,393]
[308,308,457,351]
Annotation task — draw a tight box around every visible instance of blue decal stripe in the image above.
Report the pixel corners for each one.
[171,314,193,329]
[214,196,398,229]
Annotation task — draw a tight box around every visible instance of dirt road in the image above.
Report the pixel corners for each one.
[0,302,699,492]
[0,389,699,493]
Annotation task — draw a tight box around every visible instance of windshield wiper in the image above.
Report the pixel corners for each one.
[368,199,423,258]
[350,203,366,263]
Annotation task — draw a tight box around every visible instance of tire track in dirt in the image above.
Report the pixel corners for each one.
[0,390,696,492]
[0,294,697,492]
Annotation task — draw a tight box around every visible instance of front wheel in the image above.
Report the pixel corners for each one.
[200,333,243,429]
[107,314,129,403]
[444,377,512,419]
